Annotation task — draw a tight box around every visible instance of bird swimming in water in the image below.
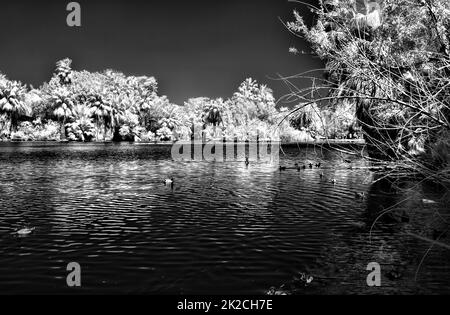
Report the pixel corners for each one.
[355,192,365,199]
[164,178,174,185]
[386,269,403,281]
[16,227,35,236]
[315,162,321,168]
[331,178,337,184]
[302,165,306,170]
[309,163,313,169]
[266,286,288,296]
[422,199,437,205]
[299,272,314,285]
[319,172,324,179]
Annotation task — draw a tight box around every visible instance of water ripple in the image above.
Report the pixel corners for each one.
[0,143,448,294]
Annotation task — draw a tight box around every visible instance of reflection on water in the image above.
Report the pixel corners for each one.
[0,142,448,294]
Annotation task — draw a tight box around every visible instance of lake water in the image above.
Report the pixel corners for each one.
[0,142,448,294]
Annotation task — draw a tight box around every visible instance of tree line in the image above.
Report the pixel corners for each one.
[0,58,358,143]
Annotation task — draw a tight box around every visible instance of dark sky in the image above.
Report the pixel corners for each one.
[0,0,323,104]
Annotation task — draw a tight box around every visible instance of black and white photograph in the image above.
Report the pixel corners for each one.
[0,0,449,300]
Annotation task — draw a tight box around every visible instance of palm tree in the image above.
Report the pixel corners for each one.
[109,94,128,142]
[47,88,75,140]
[134,76,158,95]
[158,107,184,141]
[67,105,95,142]
[55,58,73,85]
[203,105,223,139]
[88,94,112,141]
[0,79,30,135]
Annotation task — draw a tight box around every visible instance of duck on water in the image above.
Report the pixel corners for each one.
[16,227,35,236]
[164,178,174,186]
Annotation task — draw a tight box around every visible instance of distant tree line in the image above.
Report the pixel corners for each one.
[0,59,358,143]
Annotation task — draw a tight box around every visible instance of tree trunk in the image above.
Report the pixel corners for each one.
[60,117,66,141]
[112,126,122,142]
[9,114,13,136]
[104,123,108,141]
[96,119,100,141]
[202,124,206,143]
